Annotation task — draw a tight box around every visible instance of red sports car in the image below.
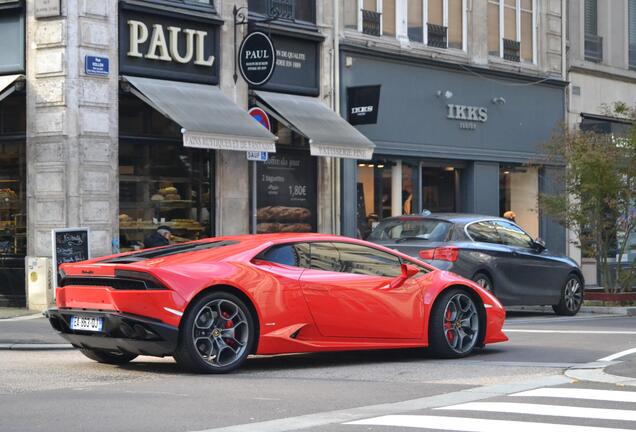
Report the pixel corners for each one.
[46,234,507,373]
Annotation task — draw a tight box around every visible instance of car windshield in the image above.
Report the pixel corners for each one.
[368,219,452,242]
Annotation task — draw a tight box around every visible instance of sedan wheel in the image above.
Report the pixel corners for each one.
[552,275,583,316]
[472,273,493,293]
[174,292,255,373]
[429,288,481,358]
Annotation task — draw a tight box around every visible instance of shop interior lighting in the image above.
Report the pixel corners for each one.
[358,163,366,167]
[377,164,385,168]
[436,90,453,99]
[444,166,455,171]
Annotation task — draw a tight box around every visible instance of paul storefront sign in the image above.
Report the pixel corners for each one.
[239,32,276,86]
[446,104,488,130]
[127,20,215,67]
[119,8,220,84]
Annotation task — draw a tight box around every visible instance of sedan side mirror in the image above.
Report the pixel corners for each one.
[534,238,546,251]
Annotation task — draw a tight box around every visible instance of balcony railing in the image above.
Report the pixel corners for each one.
[362,9,381,36]
[268,0,294,20]
[503,38,520,62]
[584,33,603,63]
[427,24,447,48]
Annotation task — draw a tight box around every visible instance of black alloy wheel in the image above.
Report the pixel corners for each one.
[472,272,494,294]
[429,288,481,358]
[174,291,255,374]
[79,348,138,364]
[552,275,583,316]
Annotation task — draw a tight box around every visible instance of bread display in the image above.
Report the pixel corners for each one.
[257,206,311,223]
[257,223,312,233]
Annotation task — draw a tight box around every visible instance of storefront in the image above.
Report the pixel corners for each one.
[245,20,374,234]
[340,46,567,252]
[0,0,24,306]
[116,1,276,251]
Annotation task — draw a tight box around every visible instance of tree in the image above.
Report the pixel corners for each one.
[540,107,636,293]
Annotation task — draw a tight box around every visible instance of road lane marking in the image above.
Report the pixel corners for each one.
[437,402,636,421]
[345,415,636,431]
[512,388,636,403]
[190,375,570,432]
[598,347,636,362]
[504,329,636,335]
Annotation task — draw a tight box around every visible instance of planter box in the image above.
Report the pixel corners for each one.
[585,291,636,302]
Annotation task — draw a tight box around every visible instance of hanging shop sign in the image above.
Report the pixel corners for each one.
[119,8,220,84]
[248,107,271,131]
[239,31,276,86]
[51,227,90,288]
[347,85,381,125]
[256,150,317,234]
[257,34,320,96]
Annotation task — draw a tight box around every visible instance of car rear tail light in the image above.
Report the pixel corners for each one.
[418,249,436,260]
[419,246,459,262]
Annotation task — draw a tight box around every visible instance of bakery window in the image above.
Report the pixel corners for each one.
[0,91,26,307]
[254,117,317,234]
[119,94,214,251]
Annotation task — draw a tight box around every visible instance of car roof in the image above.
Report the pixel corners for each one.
[379,213,511,225]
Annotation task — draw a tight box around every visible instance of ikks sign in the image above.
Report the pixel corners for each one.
[119,8,220,84]
[446,104,488,130]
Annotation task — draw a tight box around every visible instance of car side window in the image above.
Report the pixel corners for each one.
[308,242,341,272]
[257,243,311,268]
[332,242,403,278]
[466,221,501,244]
[494,221,535,249]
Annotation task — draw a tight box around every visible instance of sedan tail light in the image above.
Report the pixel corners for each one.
[419,246,460,262]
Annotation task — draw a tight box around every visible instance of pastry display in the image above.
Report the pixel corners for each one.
[151,194,165,201]
[257,223,312,233]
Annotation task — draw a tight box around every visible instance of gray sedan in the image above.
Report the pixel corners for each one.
[368,213,584,316]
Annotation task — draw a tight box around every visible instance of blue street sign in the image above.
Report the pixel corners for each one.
[246,151,268,162]
[85,55,109,77]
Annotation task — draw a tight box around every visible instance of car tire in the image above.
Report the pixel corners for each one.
[79,348,138,365]
[174,291,255,374]
[472,272,494,294]
[428,288,481,358]
[552,274,583,316]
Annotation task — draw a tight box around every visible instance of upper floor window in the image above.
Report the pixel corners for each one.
[629,0,636,70]
[248,0,316,24]
[584,0,603,63]
[351,0,464,49]
[488,0,535,64]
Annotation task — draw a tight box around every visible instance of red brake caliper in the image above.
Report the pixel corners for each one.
[222,311,237,348]
[444,308,454,342]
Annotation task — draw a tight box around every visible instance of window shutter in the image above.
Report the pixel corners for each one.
[584,0,597,36]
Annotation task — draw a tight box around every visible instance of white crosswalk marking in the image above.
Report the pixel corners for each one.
[512,388,636,403]
[346,415,636,432]
[437,402,636,422]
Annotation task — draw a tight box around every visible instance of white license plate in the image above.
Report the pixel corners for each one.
[70,316,103,332]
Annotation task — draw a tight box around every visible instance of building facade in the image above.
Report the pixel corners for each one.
[567,0,636,285]
[338,0,568,254]
[0,0,376,307]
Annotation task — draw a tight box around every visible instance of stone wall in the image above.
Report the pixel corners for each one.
[26,0,119,259]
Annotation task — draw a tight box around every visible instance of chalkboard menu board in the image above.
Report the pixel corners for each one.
[52,228,90,287]
[256,150,317,233]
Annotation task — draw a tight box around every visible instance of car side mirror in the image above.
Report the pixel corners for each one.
[534,238,546,251]
[389,264,420,290]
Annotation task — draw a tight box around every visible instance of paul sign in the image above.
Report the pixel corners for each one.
[239,32,276,86]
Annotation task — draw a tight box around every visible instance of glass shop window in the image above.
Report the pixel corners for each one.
[118,95,213,252]
[421,166,459,213]
[499,165,539,238]
[0,93,26,258]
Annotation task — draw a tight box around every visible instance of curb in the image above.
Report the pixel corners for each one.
[0,343,74,351]
[508,305,636,315]
[566,361,636,387]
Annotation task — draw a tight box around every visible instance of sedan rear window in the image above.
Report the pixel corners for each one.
[368,219,452,242]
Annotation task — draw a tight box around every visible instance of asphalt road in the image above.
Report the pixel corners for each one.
[0,311,635,432]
